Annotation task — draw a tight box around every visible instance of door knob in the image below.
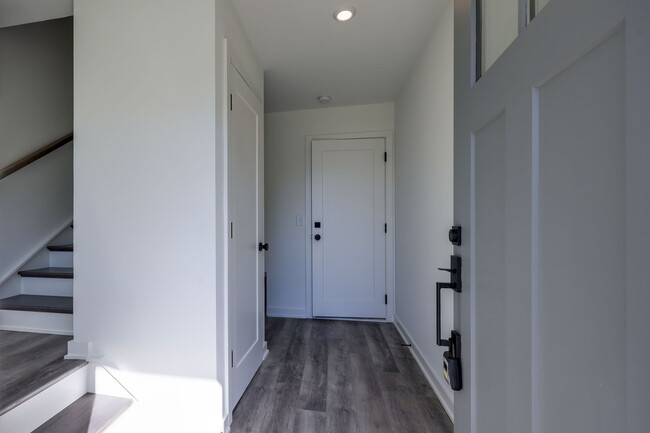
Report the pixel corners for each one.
[258,242,269,251]
[314,234,321,241]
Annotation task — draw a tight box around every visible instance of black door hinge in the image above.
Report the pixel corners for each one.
[385,294,388,305]
[230,222,233,239]
[384,152,387,162]
[231,351,234,368]
[384,223,387,233]
[230,94,233,111]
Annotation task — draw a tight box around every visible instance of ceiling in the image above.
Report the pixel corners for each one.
[0,0,71,29]
[231,0,449,113]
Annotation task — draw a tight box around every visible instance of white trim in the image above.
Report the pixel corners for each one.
[262,341,269,361]
[394,315,455,422]
[0,310,72,335]
[305,131,396,321]
[65,340,90,360]
[266,306,309,318]
[0,219,73,287]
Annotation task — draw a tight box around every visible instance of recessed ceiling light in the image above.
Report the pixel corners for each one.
[334,7,356,22]
[317,95,332,104]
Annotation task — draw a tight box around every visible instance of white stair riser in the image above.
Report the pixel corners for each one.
[22,278,73,296]
[0,310,72,335]
[49,251,73,268]
[0,365,87,433]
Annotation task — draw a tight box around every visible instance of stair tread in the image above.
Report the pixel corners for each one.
[0,331,86,416]
[0,295,72,314]
[48,244,73,252]
[18,267,73,279]
[33,393,132,433]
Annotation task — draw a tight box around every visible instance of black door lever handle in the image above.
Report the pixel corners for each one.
[258,242,269,251]
[437,267,457,273]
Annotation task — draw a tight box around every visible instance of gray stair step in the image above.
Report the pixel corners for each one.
[0,331,86,416]
[48,244,73,252]
[18,267,73,279]
[0,295,72,314]
[33,393,132,433]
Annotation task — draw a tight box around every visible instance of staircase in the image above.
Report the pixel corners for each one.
[0,227,132,432]
[0,228,74,335]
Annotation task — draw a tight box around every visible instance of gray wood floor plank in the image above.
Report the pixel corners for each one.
[363,322,400,373]
[277,320,312,385]
[349,352,391,433]
[297,320,328,412]
[326,408,359,433]
[292,409,327,433]
[230,319,453,433]
[325,322,353,412]
[259,382,300,433]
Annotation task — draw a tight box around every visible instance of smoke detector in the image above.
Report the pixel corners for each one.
[317,96,332,104]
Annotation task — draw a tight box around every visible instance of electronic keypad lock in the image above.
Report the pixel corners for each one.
[436,255,463,391]
[443,331,462,391]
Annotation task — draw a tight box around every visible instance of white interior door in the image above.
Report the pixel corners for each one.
[312,138,386,319]
[454,1,650,433]
[228,63,265,411]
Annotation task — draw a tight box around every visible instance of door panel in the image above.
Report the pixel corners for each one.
[454,1,649,432]
[538,29,625,432]
[474,114,507,432]
[312,139,386,319]
[228,63,264,410]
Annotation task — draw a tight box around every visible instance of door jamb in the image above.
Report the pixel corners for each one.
[305,131,395,322]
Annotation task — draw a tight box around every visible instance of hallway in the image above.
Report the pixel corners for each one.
[230,317,453,433]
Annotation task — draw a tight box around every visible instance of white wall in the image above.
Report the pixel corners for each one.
[72,1,261,431]
[0,0,72,29]
[265,102,394,318]
[394,0,455,416]
[0,17,73,294]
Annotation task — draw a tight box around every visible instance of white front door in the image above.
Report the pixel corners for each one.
[454,1,650,433]
[228,62,265,411]
[311,138,386,319]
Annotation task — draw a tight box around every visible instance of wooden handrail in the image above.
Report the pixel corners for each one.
[0,133,73,181]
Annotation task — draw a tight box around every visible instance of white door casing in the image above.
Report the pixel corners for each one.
[227,61,265,412]
[454,1,650,433]
[312,138,386,319]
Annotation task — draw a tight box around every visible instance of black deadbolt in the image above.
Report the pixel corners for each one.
[314,234,321,241]
[449,226,462,246]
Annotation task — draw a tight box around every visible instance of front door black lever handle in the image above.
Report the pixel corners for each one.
[437,267,457,273]
[258,242,269,251]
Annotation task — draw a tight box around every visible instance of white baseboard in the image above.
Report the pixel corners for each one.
[223,412,231,433]
[262,341,269,360]
[394,315,454,422]
[0,364,87,433]
[0,310,73,335]
[65,340,90,360]
[266,306,309,318]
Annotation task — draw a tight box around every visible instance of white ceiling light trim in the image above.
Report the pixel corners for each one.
[334,7,356,22]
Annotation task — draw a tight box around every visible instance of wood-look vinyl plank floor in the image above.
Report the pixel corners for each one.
[231,318,452,433]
